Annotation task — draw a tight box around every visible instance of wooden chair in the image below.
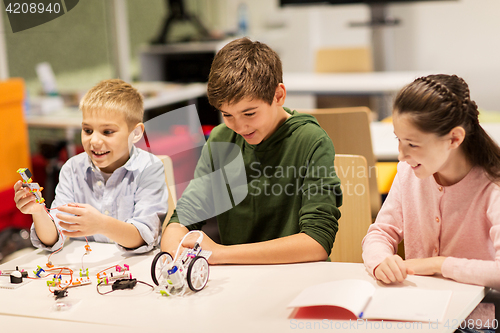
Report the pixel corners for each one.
[330,154,372,263]
[157,155,177,231]
[314,47,375,110]
[315,47,373,73]
[300,107,381,219]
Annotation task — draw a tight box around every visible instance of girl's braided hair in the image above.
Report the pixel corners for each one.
[394,74,500,180]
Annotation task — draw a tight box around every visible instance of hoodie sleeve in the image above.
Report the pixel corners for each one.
[298,135,342,256]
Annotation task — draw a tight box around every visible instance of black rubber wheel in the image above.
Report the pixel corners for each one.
[151,251,173,286]
[186,256,209,292]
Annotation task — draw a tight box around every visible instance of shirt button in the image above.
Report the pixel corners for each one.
[104,210,109,215]
[438,186,443,192]
[97,181,102,187]
[434,247,438,254]
[435,217,440,223]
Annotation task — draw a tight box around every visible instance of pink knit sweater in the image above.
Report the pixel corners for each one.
[362,162,500,322]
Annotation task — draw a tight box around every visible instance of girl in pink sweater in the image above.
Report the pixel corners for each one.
[362,74,500,330]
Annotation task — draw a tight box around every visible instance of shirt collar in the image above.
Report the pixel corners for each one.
[84,145,139,179]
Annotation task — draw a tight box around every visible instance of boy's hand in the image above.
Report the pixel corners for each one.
[181,231,223,265]
[13,181,45,215]
[404,257,446,276]
[56,203,104,237]
[374,254,414,284]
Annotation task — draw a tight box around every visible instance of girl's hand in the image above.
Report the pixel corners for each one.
[13,181,45,215]
[374,254,414,284]
[181,231,224,265]
[404,257,446,276]
[56,203,104,237]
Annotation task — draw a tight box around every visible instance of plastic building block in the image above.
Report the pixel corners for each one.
[17,168,45,204]
[33,266,45,278]
[80,268,89,278]
[97,272,132,285]
[70,277,91,287]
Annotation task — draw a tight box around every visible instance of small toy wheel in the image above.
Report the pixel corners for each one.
[151,251,173,286]
[186,256,209,292]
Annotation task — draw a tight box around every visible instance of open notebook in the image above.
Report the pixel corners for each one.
[288,279,452,323]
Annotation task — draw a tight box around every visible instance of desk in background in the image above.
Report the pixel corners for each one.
[283,71,433,119]
[25,82,207,156]
[0,241,487,332]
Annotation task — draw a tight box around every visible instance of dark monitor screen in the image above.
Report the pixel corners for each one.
[280,0,454,5]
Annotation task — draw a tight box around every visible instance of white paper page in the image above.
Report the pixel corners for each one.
[288,279,376,316]
[363,288,452,322]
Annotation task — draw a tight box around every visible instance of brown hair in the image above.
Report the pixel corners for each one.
[394,74,500,180]
[207,37,283,109]
[80,79,144,128]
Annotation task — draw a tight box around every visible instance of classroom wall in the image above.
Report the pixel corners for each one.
[2,0,499,111]
[2,0,172,84]
[390,0,500,112]
[216,0,500,112]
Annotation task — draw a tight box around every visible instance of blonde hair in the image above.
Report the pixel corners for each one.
[80,79,144,128]
[207,37,283,109]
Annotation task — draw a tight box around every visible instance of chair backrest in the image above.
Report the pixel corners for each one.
[315,47,373,73]
[299,107,381,219]
[331,154,372,263]
[156,155,177,229]
[314,47,375,113]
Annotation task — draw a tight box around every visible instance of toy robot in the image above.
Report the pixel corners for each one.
[151,231,211,296]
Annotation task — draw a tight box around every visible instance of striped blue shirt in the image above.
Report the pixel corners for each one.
[30,146,168,253]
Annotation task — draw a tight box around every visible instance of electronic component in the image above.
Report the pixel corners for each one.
[33,265,45,278]
[96,264,132,285]
[151,230,211,296]
[10,271,23,284]
[68,277,91,288]
[0,267,28,278]
[54,289,68,299]
[112,278,137,290]
[96,274,154,295]
[17,168,45,204]
[0,267,31,289]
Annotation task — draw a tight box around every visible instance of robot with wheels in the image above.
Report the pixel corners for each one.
[151,231,211,296]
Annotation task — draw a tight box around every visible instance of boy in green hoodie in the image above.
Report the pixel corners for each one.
[161,37,342,264]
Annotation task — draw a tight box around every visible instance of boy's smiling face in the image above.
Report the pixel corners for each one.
[219,84,289,145]
[81,110,141,173]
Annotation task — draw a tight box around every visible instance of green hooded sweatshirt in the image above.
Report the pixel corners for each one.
[168,108,342,256]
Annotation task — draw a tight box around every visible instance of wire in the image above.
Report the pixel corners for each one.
[137,280,155,289]
[44,205,92,269]
[173,230,203,262]
[96,281,114,295]
[44,206,64,266]
[96,279,155,296]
